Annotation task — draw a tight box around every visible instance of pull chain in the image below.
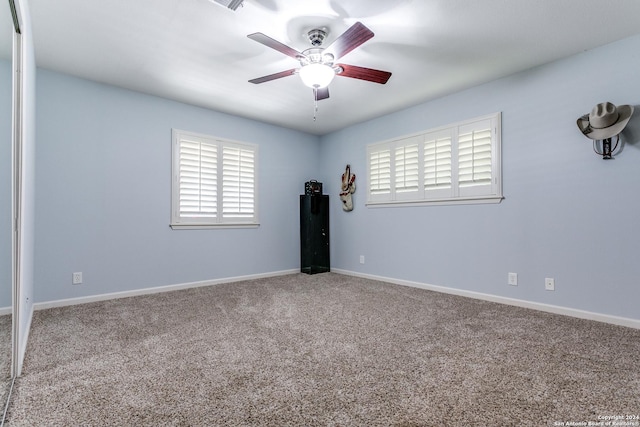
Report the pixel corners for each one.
[313,87,318,121]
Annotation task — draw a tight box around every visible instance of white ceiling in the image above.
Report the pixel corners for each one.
[13,1,640,134]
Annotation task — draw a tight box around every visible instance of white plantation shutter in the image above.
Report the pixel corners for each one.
[458,119,492,189]
[172,130,258,227]
[366,113,501,206]
[222,145,255,220]
[395,142,419,193]
[368,147,391,201]
[178,138,217,219]
[424,130,453,196]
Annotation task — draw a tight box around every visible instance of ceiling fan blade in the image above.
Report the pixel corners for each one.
[336,64,392,84]
[315,87,330,100]
[323,22,374,61]
[249,68,297,84]
[247,32,304,60]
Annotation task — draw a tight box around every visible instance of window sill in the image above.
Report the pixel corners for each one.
[170,223,260,230]
[366,196,504,208]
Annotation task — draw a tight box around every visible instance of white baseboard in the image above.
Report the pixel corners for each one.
[333,269,640,330]
[34,269,299,311]
[32,268,639,330]
[0,307,11,316]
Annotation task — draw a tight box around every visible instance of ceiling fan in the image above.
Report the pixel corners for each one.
[247,22,392,101]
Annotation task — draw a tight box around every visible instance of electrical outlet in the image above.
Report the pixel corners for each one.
[72,272,83,285]
[359,255,365,264]
[545,277,555,291]
[508,272,518,286]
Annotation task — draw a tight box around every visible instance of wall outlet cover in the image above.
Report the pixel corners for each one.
[72,272,83,285]
[545,278,555,291]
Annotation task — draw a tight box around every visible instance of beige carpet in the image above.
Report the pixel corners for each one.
[0,314,12,424]
[5,273,640,426]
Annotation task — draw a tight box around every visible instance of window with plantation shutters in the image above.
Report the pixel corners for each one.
[367,113,502,206]
[171,130,258,228]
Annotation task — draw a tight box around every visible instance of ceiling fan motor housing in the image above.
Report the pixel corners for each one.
[307,28,327,47]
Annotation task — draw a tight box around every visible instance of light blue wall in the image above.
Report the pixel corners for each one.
[320,35,640,321]
[35,69,320,303]
[0,59,11,309]
[34,35,640,322]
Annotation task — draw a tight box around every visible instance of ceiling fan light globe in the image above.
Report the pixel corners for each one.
[299,63,335,89]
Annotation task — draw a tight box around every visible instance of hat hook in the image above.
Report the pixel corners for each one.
[592,136,620,160]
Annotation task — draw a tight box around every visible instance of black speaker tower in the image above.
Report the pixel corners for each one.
[300,195,330,274]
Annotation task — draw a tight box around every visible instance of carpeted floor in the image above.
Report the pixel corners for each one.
[5,273,640,426]
[0,314,12,422]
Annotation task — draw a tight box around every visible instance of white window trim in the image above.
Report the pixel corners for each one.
[170,129,259,229]
[366,113,503,207]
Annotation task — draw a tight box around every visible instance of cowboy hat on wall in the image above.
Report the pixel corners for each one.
[577,101,634,159]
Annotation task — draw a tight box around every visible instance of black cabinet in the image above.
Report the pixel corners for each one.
[300,195,330,274]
